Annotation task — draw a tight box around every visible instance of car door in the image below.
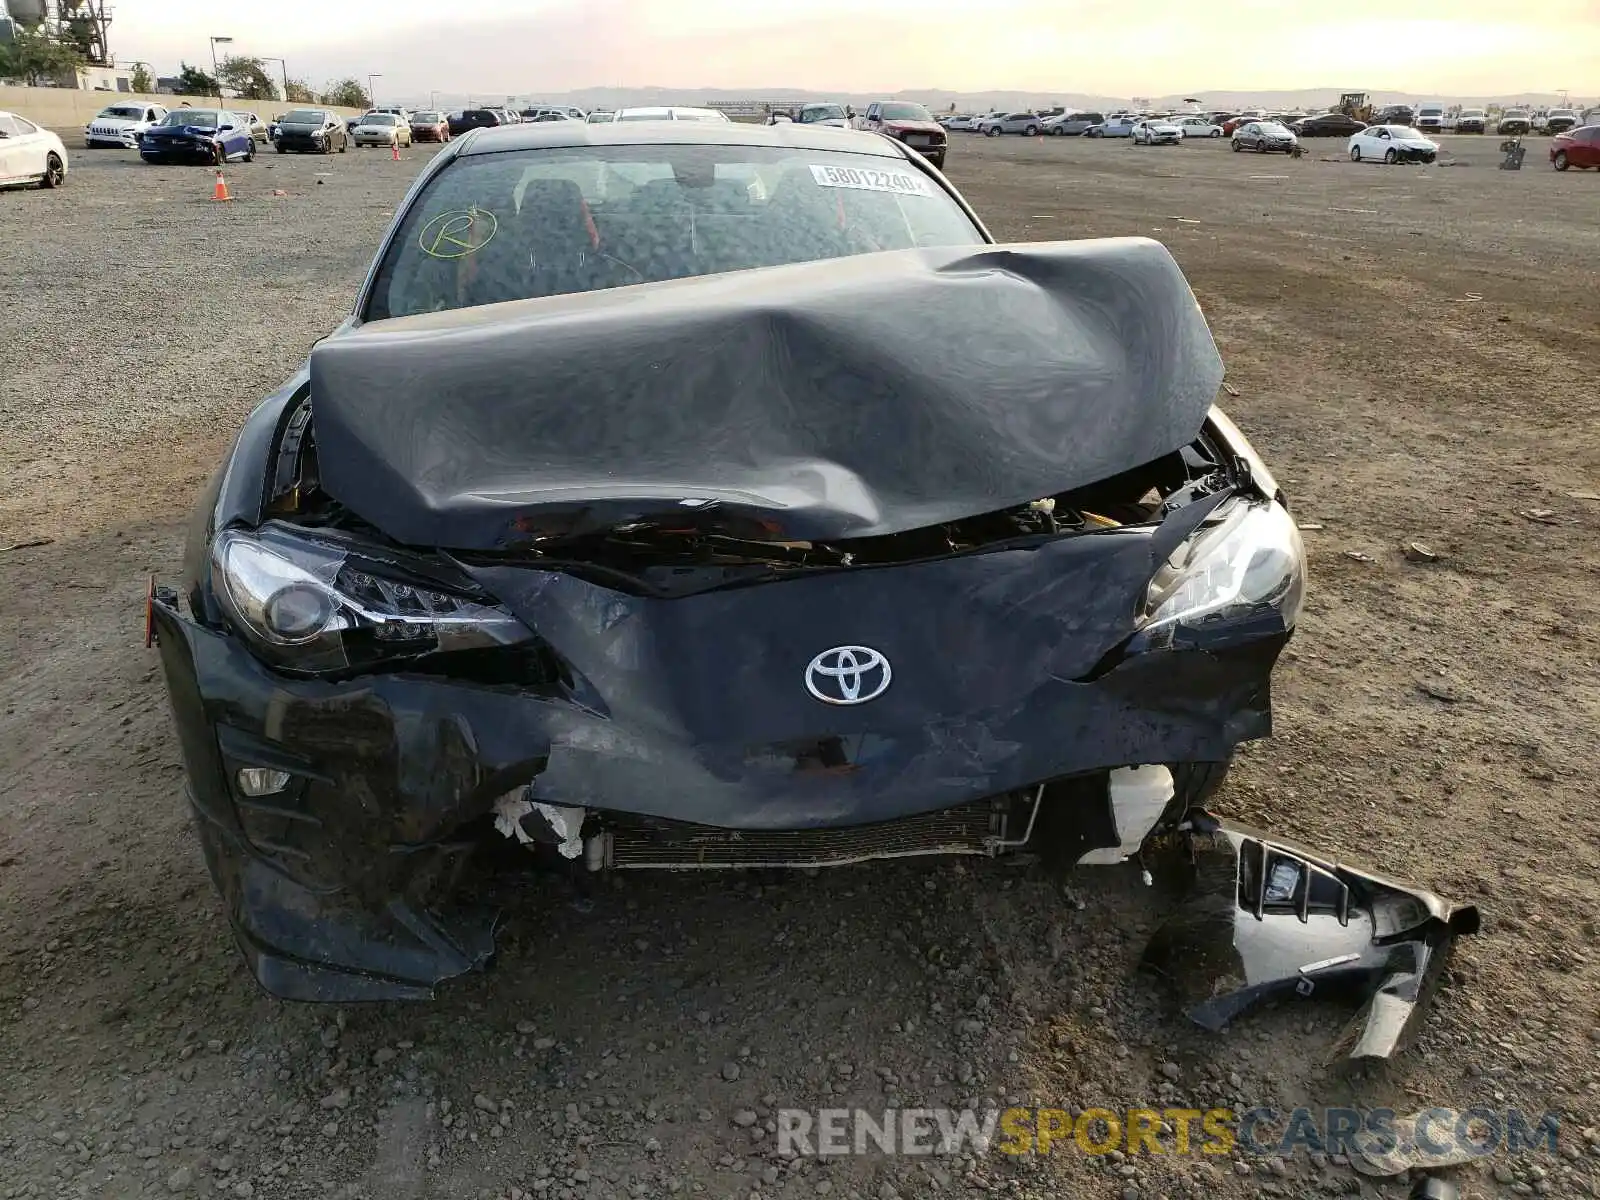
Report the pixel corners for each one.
[0,113,23,181]
[1572,128,1600,168]
[0,113,48,181]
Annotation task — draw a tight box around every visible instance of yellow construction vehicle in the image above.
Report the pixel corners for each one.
[1337,92,1374,122]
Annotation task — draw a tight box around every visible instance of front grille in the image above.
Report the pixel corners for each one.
[598,801,1008,870]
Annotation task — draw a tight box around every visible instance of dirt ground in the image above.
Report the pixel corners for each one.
[1,131,1597,1200]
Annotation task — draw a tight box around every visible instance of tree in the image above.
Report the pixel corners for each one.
[283,77,316,103]
[321,78,370,109]
[129,62,154,93]
[174,62,217,97]
[0,26,86,86]
[217,54,278,101]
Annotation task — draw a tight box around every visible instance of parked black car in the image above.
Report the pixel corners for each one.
[447,108,503,137]
[1290,112,1367,137]
[274,108,349,154]
[1372,104,1416,127]
[145,122,1476,1056]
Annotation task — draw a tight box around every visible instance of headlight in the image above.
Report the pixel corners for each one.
[1139,501,1304,637]
[211,524,533,674]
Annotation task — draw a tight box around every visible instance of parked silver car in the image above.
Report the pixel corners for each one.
[1045,111,1104,136]
[1086,115,1140,138]
[978,111,1045,137]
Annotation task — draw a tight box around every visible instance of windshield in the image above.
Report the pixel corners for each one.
[1258,122,1292,136]
[161,110,219,128]
[283,109,325,124]
[617,111,666,122]
[366,144,983,321]
[364,114,397,126]
[1461,109,1485,117]
[1504,110,1528,118]
[879,103,932,122]
[99,106,146,120]
[412,112,440,122]
[799,104,847,123]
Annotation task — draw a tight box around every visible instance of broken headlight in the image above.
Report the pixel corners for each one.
[211,523,532,674]
[1139,500,1304,636]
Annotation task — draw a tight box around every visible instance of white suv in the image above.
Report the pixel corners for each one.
[84,101,169,149]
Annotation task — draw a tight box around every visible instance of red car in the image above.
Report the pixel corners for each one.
[1550,125,1600,171]
[408,110,451,143]
[857,100,947,170]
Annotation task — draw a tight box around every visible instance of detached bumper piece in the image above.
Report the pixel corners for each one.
[1142,810,1479,1063]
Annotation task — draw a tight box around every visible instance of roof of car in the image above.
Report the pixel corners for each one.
[454,120,905,158]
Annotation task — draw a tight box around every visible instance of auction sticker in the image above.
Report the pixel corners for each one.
[809,164,932,196]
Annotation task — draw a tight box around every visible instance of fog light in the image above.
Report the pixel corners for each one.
[237,768,291,797]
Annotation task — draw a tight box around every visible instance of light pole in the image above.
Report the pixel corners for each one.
[209,35,232,105]
[260,56,290,104]
[429,90,437,109]
[367,73,382,110]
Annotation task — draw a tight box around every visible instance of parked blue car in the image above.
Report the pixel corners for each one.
[139,109,256,165]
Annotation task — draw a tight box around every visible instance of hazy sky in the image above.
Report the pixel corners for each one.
[106,0,1600,101]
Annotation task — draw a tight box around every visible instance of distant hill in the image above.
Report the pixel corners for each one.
[407,85,1585,113]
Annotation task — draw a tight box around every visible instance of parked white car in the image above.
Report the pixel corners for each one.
[1131,118,1183,145]
[1415,103,1447,134]
[0,111,69,189]
[1347,125,1439,164]
[609,107,732,123]
[1174,115,1223,138]
[83,101,169,148]
[352,113,412,147]
[942,114,983,132]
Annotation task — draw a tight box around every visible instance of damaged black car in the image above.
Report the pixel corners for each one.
[150,121,1475,1042]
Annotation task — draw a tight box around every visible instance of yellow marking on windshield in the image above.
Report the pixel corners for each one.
[418,207,498,259]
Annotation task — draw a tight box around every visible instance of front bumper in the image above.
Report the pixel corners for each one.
[1144,811,1479,1063]
[86,131,140,148]
[1393,148,1438,163]
[354,133,397,145]
[277,134,328,152]
[150,588,1287,1000]
[140,141,217,163]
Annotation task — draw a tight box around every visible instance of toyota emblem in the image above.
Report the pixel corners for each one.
[805,645,892,706]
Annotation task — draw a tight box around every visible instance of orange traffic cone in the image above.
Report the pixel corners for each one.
[391,142,401,161]
[212,169,231,201]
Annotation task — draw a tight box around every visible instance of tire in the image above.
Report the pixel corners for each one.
[243,142,254,162]
[1553,150,1569,171]
[339,141,347,153]
[1350,146,1361,161]
[1255,141,1266,153]
[1384,148,1398,164]
[1210,128,1222,137]
[1024,124,1039,136]
[41,153,64,189]
[1231,139,1242,152]
[1171,760,1232,809]
[213,142,225,167]
[276,144,286,154]
[985,126,999,137]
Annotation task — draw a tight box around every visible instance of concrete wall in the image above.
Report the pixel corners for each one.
[0,84,367,135]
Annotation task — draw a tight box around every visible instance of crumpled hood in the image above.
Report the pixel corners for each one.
[309,238,1225,551]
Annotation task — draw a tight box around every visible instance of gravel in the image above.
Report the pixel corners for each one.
[2,133,1593,1200]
